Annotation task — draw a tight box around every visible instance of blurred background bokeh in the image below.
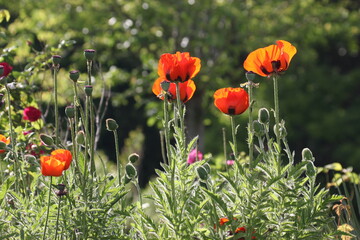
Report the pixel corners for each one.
[1,0,359,186]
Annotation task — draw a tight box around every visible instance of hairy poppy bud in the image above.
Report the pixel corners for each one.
[273,123,287,139]
[123,175,132,184]
[160,81,170,92]
[84,85,93,97]
[203,163,211,175]
[84,49,96,61]
[65,105,75,118]
[302,148,314,162]
[253,120,265,137]
[52,55,62,65]
[306,161,316,177]
[76,131,85,145]
[196,166,208,181]
[40,134,54,146]
[258,108,270,124]
[245,71,255,81]
[128,153,139,163]
[69,70,80,82]
[0,141,7,150]
[25,154,36,163]
[106,118,118,131]
[125,163,137,179]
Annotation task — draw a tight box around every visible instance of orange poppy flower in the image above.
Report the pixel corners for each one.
[40,156,66,177]
[0,134,10,154]
[243,40,297,77]
[157,52,201,82]
[214,88,249,115]
[152,78,196,103]
[51,149,72,170]
[219,217,230,226]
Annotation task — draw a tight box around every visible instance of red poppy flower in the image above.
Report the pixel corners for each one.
[51,149,72,170]
[40,156,66,177]
[23,106,42,122]
[157,52,201,82]
[0,134,10,154]
[219,217,230,226]
[243,40,297,77]
[152,78,196,103]
[0,62,13,78]
[214,88,249,115]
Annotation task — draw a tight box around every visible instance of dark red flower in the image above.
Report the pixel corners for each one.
[213,88,249,115]
[23,106,42,122]
[0,62,13,78]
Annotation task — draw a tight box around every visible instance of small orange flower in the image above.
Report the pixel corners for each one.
[219,217,230,226]
[51,149,72,170]
[0,134,10,154]
[157,52,201,82]
[243,40,297,77]
[214,88,249,115]
[152,78,196,103]
[40,156,66,177]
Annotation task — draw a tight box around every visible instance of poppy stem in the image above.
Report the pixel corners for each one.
[273,75,281,168]
[53,65,60,146]
[163,94,171,165]
[247,80,254,167]
[72,81,79,165]
[222,128,228,171]
[230,116,238,159]
[113,129,122,185]
[54,194,61,240]
[175,82,185,150]
[42,176,52,240]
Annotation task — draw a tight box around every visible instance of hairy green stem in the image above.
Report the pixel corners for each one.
[175,82,185,150]
[163,94,171,165]
[87,60,96,179]
[113,129,121,185]
[42,177,52,240]
[273,74,281,173]
[248,80,254,167]
[72,82,79,162]
[54,195,61,240]
[53,65,60,145]
[230,116,238,159]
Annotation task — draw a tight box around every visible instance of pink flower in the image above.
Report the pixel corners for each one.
[226,160,235,166]
[187,149,203,164]
[23,106,42,122]
[0,62,13,78]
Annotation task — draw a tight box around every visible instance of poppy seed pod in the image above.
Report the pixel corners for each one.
[245,71,255,81]
[125,163,137,179]
[52,55,62,65]
[196,166,208,181]
[69,70,80,82]
[76,131,85,145]
[40,134,54,146]
[160,81,170,92]
[128,153,139,163]
[0,65,4,76]
[84,85,93,96]
[65,105,75,118]
[84,49,96,61]
[106,118,118,131]
[302,148,314,162]
[258,108,270,124]
[253,120,265,137]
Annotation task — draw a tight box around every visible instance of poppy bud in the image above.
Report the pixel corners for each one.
[306,161,316,177]
[84,49,96,61]
[302,148,314,162]
[52,55,62,65]
[253,120,265,137]
[69,70,80,82]
[0,76,7,84]
[0,141,7,150]
[106,118,118,131]
[258,108,270,124]
[76,131,85,145]
[40,134,54,146]
[123,175,132,184]
[196,166,208,181]
[65,105,75,118]
[160,81,170,92]
[25,154,36,163]
[128,153,139,163]
[84,85,93,96]
[273,123,287,139]
[125,163,137,179]
[245,71,255,81]
[203,163,211,175]
[0,65,4,76]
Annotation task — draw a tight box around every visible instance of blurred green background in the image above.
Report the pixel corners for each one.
[1,0,359,185]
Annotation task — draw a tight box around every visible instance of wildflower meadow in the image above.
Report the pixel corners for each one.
[1,2,360,240]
